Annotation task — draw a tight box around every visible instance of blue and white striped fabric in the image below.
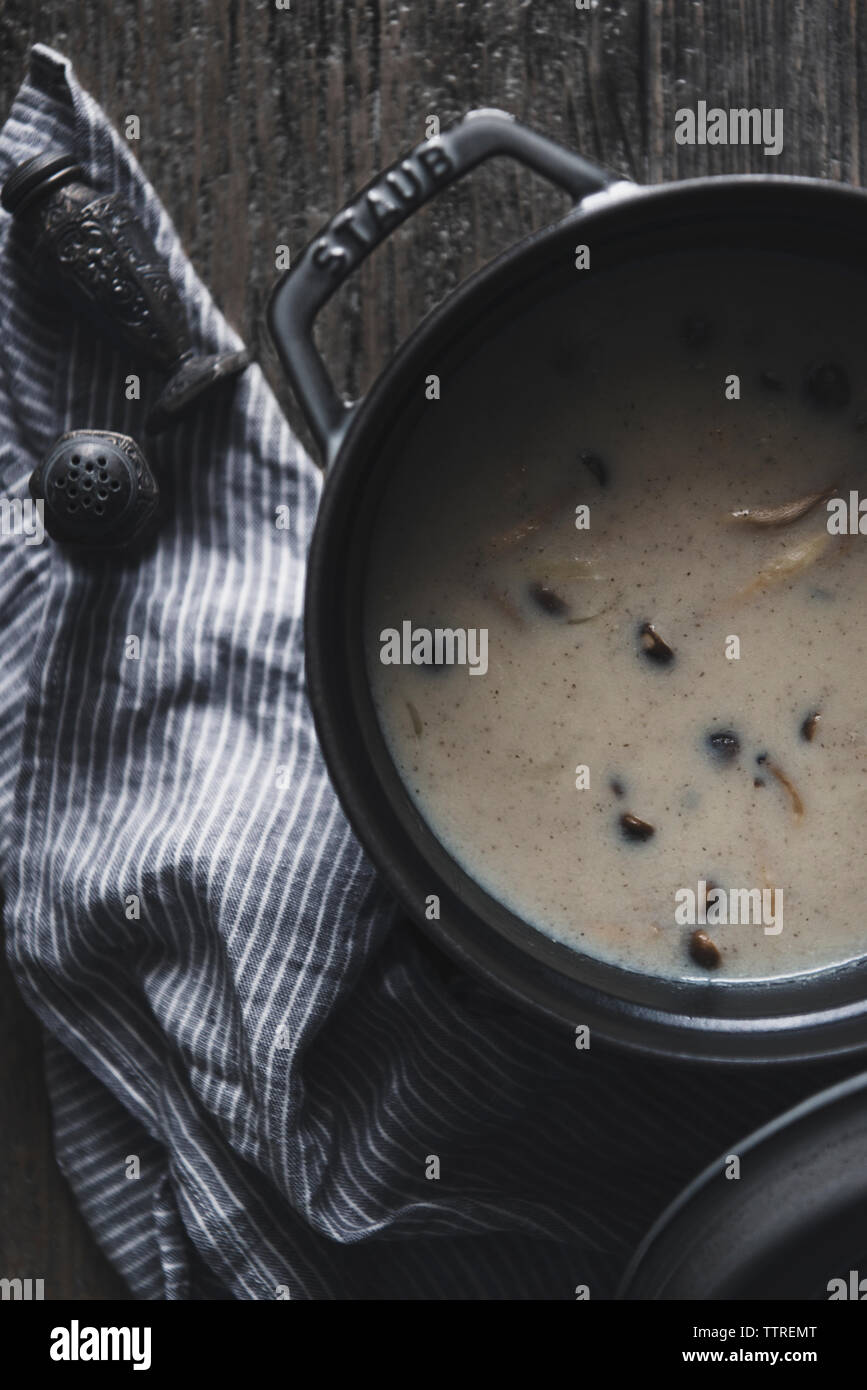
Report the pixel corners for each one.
[0,45,851,1300]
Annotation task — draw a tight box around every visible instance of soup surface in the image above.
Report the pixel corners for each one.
[364,249,867,981]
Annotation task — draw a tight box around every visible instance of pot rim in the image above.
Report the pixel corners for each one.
[304,172,867,1064]
[616,1067,867,1298]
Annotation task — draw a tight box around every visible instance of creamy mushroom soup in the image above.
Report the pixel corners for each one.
[364,249,867,981]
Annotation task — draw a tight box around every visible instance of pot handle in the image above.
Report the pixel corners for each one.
[268,109,622,462]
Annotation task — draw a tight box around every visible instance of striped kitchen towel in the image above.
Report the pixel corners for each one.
[0,44,852,1300]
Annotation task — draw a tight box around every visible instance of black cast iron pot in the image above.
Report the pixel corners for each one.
[269,110,867,1066]
[618,1069,867,1298]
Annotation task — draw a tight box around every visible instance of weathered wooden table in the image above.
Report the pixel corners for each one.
[0,0,862,1299]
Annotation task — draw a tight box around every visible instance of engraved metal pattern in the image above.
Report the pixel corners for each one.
[4,152,250,437]
[37,185,188,368]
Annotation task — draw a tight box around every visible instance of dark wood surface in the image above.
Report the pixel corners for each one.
[0,0,863,1300]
